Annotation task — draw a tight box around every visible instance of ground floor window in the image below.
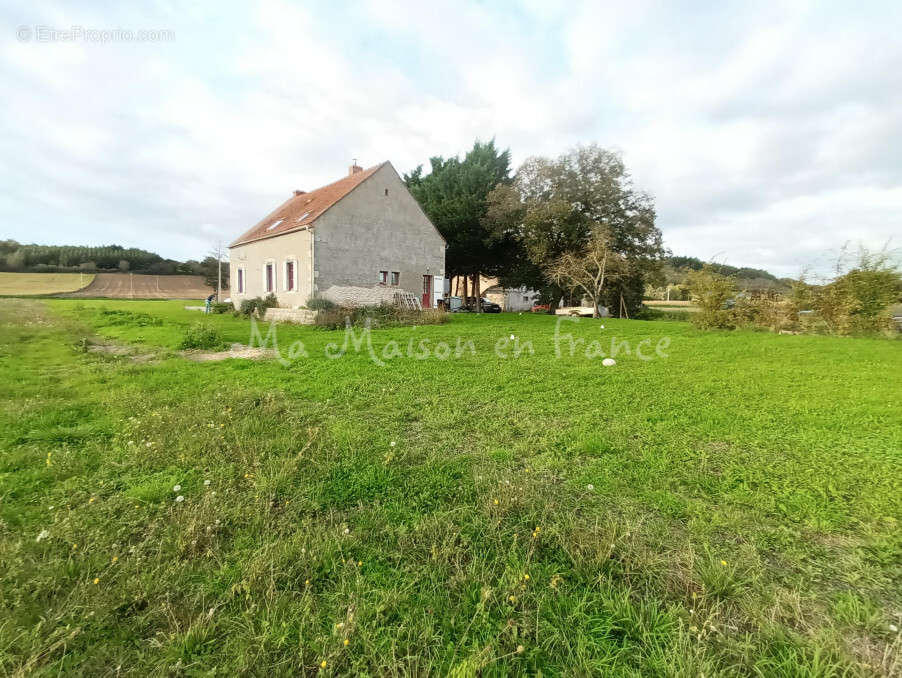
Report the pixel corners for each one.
[391,271,399,286]
[237,268,244,293]
[379,270,388,284]
[284,260,295,292]
[265,262,275,293]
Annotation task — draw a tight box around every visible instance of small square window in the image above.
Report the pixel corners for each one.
[391,271,399,286]
[379,270,388,285]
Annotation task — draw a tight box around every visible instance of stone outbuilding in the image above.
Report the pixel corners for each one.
[229,161,445,310]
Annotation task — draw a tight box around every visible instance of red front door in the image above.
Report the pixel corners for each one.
[422,275,432,308]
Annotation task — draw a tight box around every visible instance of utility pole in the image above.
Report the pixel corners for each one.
[216,240,222,302]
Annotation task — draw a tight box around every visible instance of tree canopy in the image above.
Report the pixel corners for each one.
[484,144,664,315]
[405,140,515,283]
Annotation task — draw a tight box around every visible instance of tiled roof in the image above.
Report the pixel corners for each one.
[229,162,387,247]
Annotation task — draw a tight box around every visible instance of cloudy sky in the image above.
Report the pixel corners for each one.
[1,0,900,277]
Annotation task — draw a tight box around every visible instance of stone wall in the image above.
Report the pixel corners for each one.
[262,307,317,324]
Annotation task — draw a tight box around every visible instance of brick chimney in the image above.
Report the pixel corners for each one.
[293,189,306,196]
[348,160,363,176]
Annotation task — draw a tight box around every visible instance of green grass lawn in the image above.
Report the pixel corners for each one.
[1,299,900,676]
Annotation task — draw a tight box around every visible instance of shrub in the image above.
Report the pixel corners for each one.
[178,322,224,350]
[314,304,447,329]
[686,266,736,330]
[210,302,231,314]
[237,294,279,317]
[305,296,337,311]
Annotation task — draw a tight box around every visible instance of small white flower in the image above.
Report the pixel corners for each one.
[173,484,181,492]
[48,505,54,510]
[600,324,605,329]
[602,358,616,367]
[175,495,185,503]
[389,441,396,447]
[36,529,50,542]
[890,623,899,633]
[145,442,152,448]
[343,528,350,535]
[203,479,211,486]
[509,334,515,340]
[587,484,594,491]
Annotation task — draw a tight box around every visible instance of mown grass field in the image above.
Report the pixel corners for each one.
[0,272,94,296]
[1,299,900,676]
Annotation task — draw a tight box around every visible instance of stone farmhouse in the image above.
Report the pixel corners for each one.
[229,162,445,312]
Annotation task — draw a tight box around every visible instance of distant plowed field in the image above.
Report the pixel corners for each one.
[63,273,213,299]
[0,272,95,295]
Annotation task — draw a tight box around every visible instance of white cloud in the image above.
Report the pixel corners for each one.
[0,0,899,277]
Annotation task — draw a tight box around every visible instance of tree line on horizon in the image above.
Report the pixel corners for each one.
[0,241,225,288]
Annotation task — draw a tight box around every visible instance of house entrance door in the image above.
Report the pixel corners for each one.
[422,275,432,308]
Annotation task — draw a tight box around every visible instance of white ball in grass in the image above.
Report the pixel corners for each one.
[602,358,616,367]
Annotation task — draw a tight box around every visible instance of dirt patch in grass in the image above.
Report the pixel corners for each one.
[182,343,275,361]
[84,339,157,363]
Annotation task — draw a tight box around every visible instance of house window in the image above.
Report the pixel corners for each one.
[384,188,389,196]
[284,260,295,292]
[379,270,388,285]
[265,262,275,293]
[390,271,399,286]
[237,268,244,294]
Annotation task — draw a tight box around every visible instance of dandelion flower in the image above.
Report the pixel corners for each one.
[112,556,118,563]
[357,561,362,567]
[173,485,181,492]
[493,499,499,505]
[343,638,349,647]
[390,441,396,447]
[72,543,78,550]
[36,529,50,542]
[93,577,100,585]
[336,622,344,629]
[720,560,727,566]
[320,660,327,668]
[89,496,96,503]
[509,595,517,603]
[516,644,525,654]
[175,495,185,503]
[524,574,530,580]
[305,579,311,586]
[587,484,594,491]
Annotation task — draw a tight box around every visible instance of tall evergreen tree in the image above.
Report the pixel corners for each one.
[405,140,514,311]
